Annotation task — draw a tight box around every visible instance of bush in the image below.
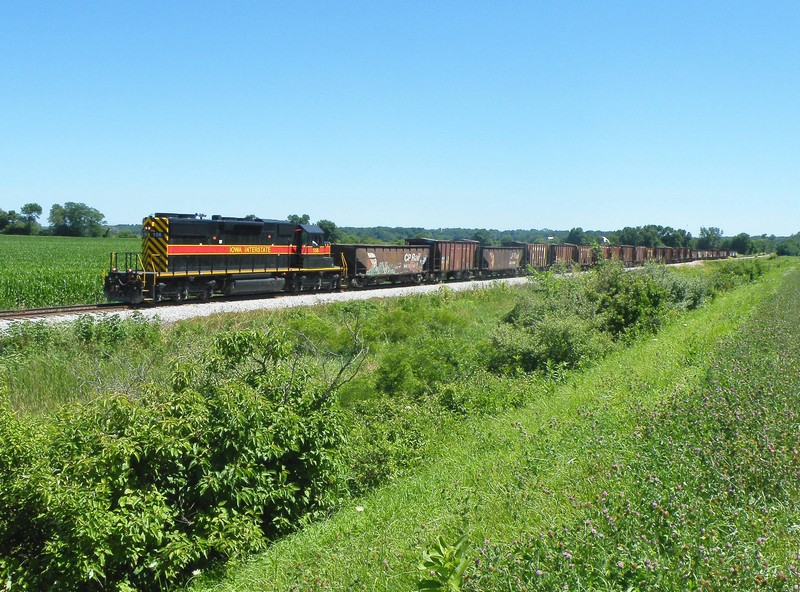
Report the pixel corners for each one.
[589,261,670,338]
[342,395,443,496]
[710,258,764,292]
[641,263,711,310]
[488,315,612,374]
[375,333,480,398]
[0,328,345,591]
[436,370,531,415]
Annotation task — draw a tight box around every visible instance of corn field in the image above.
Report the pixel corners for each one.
[0,235,140,309]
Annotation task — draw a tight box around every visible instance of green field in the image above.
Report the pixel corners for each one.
[2,257,798,590]
[0,235,139,309]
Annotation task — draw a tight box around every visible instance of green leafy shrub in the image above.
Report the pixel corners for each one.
[0,327,345,591]
[73,312,160,348]
[710,257,764,292]
[375,333,480,398]
[588,261,670,338]
[0,320,57,355]
[342,395,444,496]
[641,263,712,310]
[488,316,612,374]
[436,370,531,415]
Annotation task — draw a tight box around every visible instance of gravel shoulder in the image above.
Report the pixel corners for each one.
[0,277,531,333]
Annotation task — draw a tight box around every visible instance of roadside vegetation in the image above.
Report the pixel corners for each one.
[0,257,795,590]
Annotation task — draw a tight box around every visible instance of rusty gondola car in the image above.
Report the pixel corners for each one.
[331,243,431,287]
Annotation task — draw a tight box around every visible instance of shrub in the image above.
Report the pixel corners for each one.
[342,395,444,496]
[641,263,711,310]
[589,261,670,338]
[375,333,480,398]
[488,315,612,374]
[0,328,345,591]
[436,370,531,415]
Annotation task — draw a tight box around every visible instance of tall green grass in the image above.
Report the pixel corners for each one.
[188,260,793,591]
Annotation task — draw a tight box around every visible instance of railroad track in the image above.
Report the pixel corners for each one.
[0,303,127,322]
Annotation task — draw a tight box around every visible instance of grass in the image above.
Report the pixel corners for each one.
[1,257,792,590]
[190,260,796,590]
[0,235,138,309]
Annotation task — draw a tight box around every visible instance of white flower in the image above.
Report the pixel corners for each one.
[356,505,365,512]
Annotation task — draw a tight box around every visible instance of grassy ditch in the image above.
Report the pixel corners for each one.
[0,257,791,590]
[188,258,797,591]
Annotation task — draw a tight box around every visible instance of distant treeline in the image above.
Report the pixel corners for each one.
[4,202,799,255]
[336,224,796,256]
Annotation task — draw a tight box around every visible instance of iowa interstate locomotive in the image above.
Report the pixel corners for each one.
[104,213,340,304]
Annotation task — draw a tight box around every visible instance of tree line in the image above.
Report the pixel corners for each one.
[1,203,795,255]
[325,221,781,256]
[1,202,106,237]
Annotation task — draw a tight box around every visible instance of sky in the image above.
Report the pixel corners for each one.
[1,1,798,236]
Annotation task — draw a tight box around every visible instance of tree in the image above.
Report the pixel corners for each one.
[0,209,20,233]
[20,203,42,234]
[565,227,586,245]
[471,229,492,246]
[616,226,641,246]
[638,225,661,247]
[729,232,752,255]
[696,227,723,249]
[316,219,341,243]
[776,233,800,256]
[48,202,106,237]
[287,214,311,225]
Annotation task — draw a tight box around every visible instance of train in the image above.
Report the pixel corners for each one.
[103,213,733,304]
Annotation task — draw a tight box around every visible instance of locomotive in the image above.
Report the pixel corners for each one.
[104,213,340,304]
[104,212,732,304]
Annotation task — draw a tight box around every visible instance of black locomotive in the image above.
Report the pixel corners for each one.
[104,213,340,304]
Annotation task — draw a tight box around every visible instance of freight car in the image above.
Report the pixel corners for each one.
[105,212,731,304]
[331,243,430,287]
[479,245,525,277]
[406,238,481,281]
[104,213,340,304]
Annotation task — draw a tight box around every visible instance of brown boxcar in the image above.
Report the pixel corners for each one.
[406,238,480,279]
[549,243,578,266]
[634,246,647,265]
[620,245,636,266]
[480,246,524,275]
[332,244,430,286]
[603,245,622,261]
[576,245,594,267]
[517,243,549,269]
[653,247,670,262]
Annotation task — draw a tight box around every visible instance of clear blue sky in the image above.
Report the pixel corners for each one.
[1,1,798,236]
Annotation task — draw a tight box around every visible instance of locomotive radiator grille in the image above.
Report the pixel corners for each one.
[143,216,169,272]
